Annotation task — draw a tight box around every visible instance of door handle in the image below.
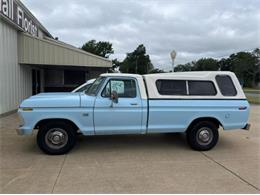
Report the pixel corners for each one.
[130,103,138,106]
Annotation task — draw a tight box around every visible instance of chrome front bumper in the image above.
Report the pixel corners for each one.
[16,125,32,135]
[16,126,25,135]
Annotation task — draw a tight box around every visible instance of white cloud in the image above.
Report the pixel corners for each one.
[22,0,260,71]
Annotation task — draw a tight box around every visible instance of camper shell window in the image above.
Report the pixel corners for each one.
[216,75,237,96]
[188,81,217,96]
[156,79,217,96]
[156,80,187,95]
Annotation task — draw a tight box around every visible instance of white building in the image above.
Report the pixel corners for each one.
[0,0,112,116]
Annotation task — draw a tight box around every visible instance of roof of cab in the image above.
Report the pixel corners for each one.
[100,73,143,79]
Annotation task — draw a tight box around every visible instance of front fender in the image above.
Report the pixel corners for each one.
[17,107,95,135]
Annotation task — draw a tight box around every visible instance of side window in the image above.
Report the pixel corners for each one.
[102,79,137,98]
[156,80,187,95]
[188,81,216,96]
[76,84,91,93]
[216,75,237,96]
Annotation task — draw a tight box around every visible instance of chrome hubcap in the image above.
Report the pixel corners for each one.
[196,128,213,145]
[45,128,68,149]
[199,130,210,142]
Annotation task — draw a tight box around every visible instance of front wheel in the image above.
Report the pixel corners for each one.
[37,121,76,155]
[186,121,219,151]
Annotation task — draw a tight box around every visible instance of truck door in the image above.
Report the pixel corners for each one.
[94,78,142,134]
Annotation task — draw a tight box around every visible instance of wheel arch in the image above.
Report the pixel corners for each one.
[34,118,79,132]
[186,117,223,132]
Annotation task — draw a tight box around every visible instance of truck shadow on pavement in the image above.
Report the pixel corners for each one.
[73,133,192,152]
[72,133,236,153]
[18,132,237,155]
[5,133,191,155]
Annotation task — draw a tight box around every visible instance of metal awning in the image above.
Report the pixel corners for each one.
[18,33,112,68]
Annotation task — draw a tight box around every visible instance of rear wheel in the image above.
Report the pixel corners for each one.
[186,121,219,151]
[37,121,76,155]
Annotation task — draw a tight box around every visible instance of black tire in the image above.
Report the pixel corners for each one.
[186,121,219,151]
[37,121,76,155]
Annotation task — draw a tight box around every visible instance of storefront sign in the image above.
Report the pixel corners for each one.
[0,0,38,36]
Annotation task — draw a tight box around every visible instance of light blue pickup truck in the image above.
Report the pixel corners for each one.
[17,71,250,155]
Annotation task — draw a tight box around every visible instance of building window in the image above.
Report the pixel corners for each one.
[188,81,217,96]
[216,75,237,96]
[64,70,85,85]
[156,80,187,95]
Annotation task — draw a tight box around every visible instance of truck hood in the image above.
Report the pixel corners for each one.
[20,93,81,108]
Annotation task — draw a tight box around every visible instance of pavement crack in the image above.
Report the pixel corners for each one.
[51,155,67,193]
[201,152,260,192]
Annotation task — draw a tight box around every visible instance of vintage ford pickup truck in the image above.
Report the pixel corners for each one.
[17,71,250,154]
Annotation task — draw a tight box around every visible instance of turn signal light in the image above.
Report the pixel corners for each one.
[22,108,33,111]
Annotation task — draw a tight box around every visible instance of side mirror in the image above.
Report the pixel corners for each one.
[111,91,118,103]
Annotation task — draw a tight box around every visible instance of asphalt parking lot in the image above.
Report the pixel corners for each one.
[0,105,259,193]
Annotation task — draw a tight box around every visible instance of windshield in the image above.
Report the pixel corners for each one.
[86,77,106,96]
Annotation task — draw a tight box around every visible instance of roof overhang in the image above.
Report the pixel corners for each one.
[18,33,112,68]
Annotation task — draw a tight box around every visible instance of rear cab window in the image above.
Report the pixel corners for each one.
[215,75,237,96]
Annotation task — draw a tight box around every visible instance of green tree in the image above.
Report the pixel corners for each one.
[175,58,219,72]
[81,40,114,58]
[218,58,233,71]
[175,62,195,72]
[120,44,154,74]
[112,58,121,69]
[149,68,165,74]
[228,50,259,87]
[172,48,260,87]
[193,58,219,71]
[253,48,260,84]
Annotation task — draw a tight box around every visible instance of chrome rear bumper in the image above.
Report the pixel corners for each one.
[242,123,251,130]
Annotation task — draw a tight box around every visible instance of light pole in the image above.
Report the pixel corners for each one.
[170,50,177,72]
